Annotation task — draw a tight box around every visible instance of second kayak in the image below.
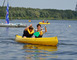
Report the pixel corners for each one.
[39,22,50,24]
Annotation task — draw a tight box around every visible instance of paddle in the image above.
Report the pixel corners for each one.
[34,32,40,37]
[34,25,46,37]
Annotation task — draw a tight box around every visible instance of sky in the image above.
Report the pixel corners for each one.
[0,0,77,10]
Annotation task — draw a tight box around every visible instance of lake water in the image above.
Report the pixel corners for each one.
[0,19,77,60]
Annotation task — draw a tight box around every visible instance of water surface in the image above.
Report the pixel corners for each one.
[0,19,77,60]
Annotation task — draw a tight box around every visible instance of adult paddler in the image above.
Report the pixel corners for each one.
[22,24,34,38]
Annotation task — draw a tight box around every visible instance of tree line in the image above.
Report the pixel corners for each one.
[0,6,77,20]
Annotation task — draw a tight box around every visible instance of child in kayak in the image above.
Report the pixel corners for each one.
[22,24,34,38]
[34,24,47,38]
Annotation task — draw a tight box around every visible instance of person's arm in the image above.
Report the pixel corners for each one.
[45,26,47,33]
[42,26,47,33]
[22,30,26,38]
[25,24,32,30]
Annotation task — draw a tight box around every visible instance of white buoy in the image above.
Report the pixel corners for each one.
[69,25,71,28]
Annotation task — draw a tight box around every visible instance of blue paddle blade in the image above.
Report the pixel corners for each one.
[34,32,40,37]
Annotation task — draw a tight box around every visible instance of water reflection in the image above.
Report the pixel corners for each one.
[23,44,58,60]
[23,44,57,52]
[5,27,9,36]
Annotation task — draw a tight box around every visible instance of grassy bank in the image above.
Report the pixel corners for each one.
[0,17,77,20]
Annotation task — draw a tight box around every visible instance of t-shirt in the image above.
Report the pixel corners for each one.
[22,30,33,37]
[34,29,45,33]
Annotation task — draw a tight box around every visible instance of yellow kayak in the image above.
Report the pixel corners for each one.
[39,22,50,24]
[15,35,58,46]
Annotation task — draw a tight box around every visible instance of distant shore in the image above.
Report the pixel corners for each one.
[0,6,77,20]
[0,18,77,20]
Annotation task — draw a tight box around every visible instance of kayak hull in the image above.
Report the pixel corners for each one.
[39,22,50,24]
[29,21,31,22]
[15,35,58,46]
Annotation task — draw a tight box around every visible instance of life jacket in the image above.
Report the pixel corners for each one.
[27,29,34,34]
[23,29,34,37]
[40,31,43,35]
[42,21,44,23]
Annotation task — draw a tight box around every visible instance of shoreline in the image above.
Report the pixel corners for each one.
[0,18,77,20]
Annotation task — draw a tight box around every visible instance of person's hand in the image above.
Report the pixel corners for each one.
[32,37,35,38]
[41,28,43,30]
[44,25,46,27]
[23,36,26,38]
[29,24,32,27]
[44,25,46,28]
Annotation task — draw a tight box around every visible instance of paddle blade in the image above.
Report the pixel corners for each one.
[34,32,40,37]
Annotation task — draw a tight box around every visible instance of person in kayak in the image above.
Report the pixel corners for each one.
[22,24,34,38]
[34,24,47,38]
[46,20,48,23]
[42,20,44,23]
